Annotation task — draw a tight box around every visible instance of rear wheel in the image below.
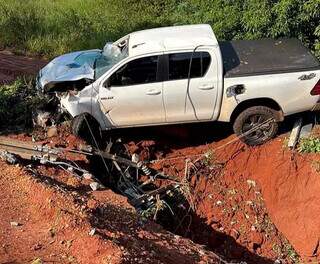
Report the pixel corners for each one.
[233,106,278,146]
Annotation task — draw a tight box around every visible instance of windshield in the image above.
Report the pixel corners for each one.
[94,42,128,79]
[74,51,101,68]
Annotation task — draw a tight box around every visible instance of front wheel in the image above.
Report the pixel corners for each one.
[233,106,278,146]
[72,113,103,147]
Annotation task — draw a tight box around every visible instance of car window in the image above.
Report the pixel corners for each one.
[109,56,158,86]
[168,52,211,81]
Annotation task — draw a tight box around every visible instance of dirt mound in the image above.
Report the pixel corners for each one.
[235,139,320,258]
[145,130,320,262]
[144,135,291,263]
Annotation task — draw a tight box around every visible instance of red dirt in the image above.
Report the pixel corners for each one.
[146,130,320,262]
[0,163,122,263]
[0,50,46,83]
[0,159,222,263]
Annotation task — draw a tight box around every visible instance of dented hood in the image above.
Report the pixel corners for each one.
[37,49,101,92]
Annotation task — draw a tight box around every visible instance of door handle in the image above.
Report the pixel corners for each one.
[146,89,161,95]
[199,84,214,90]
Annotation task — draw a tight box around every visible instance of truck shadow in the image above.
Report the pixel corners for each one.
[105,112,307,158]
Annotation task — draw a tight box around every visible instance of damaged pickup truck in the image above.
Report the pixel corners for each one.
[37,24,320,145]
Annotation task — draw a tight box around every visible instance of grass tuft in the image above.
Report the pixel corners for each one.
[298,137,320,153]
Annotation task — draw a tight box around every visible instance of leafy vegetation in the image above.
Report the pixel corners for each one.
[0,0,318,59]
[299,137,320,153]
[0,77,46,129]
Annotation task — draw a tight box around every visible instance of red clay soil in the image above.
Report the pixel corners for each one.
[0,162,122,264]
[147,131,320,262]
[0,160,223,264]
[239,139,320,259]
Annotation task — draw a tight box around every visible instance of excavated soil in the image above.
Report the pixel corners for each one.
[1,51,320,263]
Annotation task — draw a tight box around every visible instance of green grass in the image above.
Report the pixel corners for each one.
[299,137,320,153]
[0,77,46,129]
[0,0,318,59]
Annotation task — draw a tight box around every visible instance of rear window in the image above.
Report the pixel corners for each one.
[169,52,211,81]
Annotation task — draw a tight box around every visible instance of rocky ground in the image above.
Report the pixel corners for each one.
[0,51,320,264]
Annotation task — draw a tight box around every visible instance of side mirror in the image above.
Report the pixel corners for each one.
[103,79,111,89]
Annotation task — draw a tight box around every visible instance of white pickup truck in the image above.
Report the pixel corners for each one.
[37,24,320,145]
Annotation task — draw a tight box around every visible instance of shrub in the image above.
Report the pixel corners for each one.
[0,77,46,129]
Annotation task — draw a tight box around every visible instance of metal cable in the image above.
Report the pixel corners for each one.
[149,117,274,164]
[83,115,110,176]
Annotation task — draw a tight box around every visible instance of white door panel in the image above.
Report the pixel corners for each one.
[99,83,164,126]
[98,54,165,127]
[163,49,219,122]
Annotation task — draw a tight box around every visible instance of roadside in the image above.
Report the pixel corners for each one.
[0,50,45,84]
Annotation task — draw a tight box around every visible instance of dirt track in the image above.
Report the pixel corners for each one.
[0,51,320,263]
[0,51,45,84]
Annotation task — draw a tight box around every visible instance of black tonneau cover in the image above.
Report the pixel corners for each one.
[219,38,320,78]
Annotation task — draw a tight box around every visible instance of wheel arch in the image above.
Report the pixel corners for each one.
[73,112,100,124]
[230,98,284,125]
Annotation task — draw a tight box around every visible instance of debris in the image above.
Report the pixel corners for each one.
[288,117,303,148]
[131,153,140,163]
[31,258,43,264]
[47,126,58,138]
[300,122,313,139]
[32,243,43,251]
[83,172,93,180]
[246,179,256,188]
[0,150,18,164]
[10,221,21,227]
[89,228,96,236]
[0,136,182,222]
[90,182,101,191]
[33,110,52,128]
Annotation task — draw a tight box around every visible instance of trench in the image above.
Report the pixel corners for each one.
[85,124,283,264]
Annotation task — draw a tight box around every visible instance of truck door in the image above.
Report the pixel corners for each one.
[99,55,165,127]
[162,50,218,122]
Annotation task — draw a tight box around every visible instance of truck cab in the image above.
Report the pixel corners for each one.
[95,25,223,127]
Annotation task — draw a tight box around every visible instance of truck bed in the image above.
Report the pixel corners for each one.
[219,38,320,78]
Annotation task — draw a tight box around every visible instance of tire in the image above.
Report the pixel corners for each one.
[233,106,278,146]
[72,113,103,147]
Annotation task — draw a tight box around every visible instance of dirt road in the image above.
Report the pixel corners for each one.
[0,51,45,84]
